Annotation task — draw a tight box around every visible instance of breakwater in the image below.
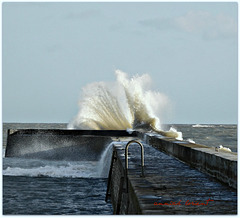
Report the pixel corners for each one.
[5,129,136,160]
[107,138,237,214]
[5,129,237,215]
[138,131,237,189]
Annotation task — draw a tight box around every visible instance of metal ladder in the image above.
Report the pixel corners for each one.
[105,140,145,214]
[125,140,145,179]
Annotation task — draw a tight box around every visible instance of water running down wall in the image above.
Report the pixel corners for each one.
[4,129,136,178]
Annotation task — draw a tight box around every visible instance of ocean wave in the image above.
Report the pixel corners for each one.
[3,161,101,178]
[68,70,182,139]
[192,124,215,128]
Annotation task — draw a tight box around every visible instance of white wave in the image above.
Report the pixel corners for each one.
[217,145,232,152]
[3,161,100,178]
[169,127,183,140]
[192,124,214,128]
[68,70,181,139]
[3,141,127,178]
[152,126,183,140]
[98,142,114,177]
[126,128,134,134]
[186,138,195,143]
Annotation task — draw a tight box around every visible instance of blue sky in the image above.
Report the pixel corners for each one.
[2,2,238,124]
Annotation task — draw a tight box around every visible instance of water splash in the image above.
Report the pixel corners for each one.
[97,142,114,177]
[3,161,100,178]
[217,145,232,152]
[68,70,182,139]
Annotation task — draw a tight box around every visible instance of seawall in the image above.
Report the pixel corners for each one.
[5,129,137,160]
[136,131,237,189]
[108,140,237,214]
[6,129,237,189]
[5,129,237,214]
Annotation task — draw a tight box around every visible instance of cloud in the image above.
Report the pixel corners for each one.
[140,11,237,40]
[108,22,125,31]
[139,17,175,31]
[175,11,237,40]
[65,10,102,20]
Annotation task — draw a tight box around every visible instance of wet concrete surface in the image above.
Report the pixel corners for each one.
[112,140,237,214]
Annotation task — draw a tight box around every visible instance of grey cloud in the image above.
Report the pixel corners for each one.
[175,11,237,40]
[139,17,176,31]
[108,22,124,31]
[139,11,237,40]
[65,10,102,20]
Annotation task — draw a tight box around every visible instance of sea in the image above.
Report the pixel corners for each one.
[2,123,237,215]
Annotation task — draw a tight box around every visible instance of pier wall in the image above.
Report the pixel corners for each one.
[108,148,142,214]
[5,129,137,160]
[137,132,237,189]
[5,129,237,214]
[109,142,237,215]
[6,129,237,189]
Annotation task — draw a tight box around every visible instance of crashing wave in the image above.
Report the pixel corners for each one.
[68,70,182,139]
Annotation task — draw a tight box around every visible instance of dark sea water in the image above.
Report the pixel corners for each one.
[3,176,111,215]
[2,123,237,215]
[3,123,113,215]
[169,124,237,152]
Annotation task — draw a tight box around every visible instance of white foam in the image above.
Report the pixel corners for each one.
[126,128,134,134]
[98,142,114,177]
[3,161,99,178]
[67,70,179,138]
[3,140,126,178]
[192,124,214,128]
[169,127,183,140]
[217,145,232,152]
[186,138,195,143]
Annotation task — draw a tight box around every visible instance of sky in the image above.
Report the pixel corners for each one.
[2,2,238,124]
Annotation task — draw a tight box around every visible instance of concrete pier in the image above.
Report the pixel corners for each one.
[5,129,136,160]
[5,129,237,215]
[109,140,237,214]
[138,132,237,189]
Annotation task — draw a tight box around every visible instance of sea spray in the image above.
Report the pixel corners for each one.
[3,161,100,178]
[97,142,114,177]
[68,70,182,139]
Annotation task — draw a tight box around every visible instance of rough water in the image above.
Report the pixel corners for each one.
[2,123,237,214]
[3,123,113,215]
[3,176,112,215]
[2,72,237,214]
[164,124,237,152]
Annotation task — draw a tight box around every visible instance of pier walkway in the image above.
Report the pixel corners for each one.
[109,139,237,215]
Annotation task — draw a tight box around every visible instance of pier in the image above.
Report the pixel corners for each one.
[5,129,237,215]
[107,138,237,214]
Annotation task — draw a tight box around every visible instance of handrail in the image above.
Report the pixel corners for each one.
[125,140,144,177]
